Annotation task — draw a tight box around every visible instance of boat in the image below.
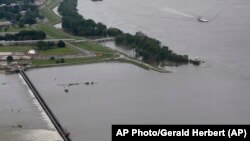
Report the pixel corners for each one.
[190,57,202,65]
[197,16,209,22]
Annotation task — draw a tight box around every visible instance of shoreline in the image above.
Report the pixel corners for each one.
[32,0,170,73]
[0,0,170,73]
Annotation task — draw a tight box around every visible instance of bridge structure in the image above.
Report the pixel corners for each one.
[19,69,72,141]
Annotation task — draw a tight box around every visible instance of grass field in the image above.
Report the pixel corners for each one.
[0,45,79,55]
[39,46,80,55]
[76,41,114,53]
[0,46,33,52]
[31,53,115,67]
[34,23,72,39]
[37,0,84,40]
[40,7,61,26]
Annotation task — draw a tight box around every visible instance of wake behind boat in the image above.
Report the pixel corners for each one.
[197,16,209,22]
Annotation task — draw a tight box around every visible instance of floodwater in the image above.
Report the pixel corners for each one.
[26,0,250,141]
[0,74,62,141]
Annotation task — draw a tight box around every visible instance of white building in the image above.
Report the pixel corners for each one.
[28,49,36,55]
[0,52,31,61]
[0,4,6,7]
[0,21,12,28]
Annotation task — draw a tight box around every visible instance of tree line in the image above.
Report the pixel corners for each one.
[58,0,122,37]
[58,0,189,63]
[0,30,46,41]
[116,32,188,63]
[36,40,65,50]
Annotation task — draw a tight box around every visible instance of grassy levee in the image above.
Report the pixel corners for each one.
[34,23,72,39]
[76,41,115,53]
[31,53,116,67]
[34,0,82,39]
[117,58,150,70]
[0,46,33,52]
[41,0,61,25]
[39,46,80,56]
[40,7,60,26]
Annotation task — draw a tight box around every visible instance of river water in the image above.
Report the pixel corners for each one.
[0,74,62,141]
[26,0,250,141]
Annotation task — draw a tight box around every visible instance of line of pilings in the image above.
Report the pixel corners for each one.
[19,69,72,141]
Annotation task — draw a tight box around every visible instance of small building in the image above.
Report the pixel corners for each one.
[0,21,12,28]
[0,52,31,61]
[20,11,27,16]
[0,4,6,7]
[28,49,36,55]
[35,0,46,6]
[10,3,17,7]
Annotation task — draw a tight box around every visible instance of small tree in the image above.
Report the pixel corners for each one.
[18,23,24,28]
[36,41,46,50]
[60,58,65,63]
[50,56,55,60]
[48,41,55,47]
[6,56,14,64]
[57,40,65,48]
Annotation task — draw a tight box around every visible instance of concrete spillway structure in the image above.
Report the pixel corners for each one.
[19,69,71,141]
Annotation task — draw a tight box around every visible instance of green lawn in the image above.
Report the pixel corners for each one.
[31,59,57,66]
[76,41,114,53]
[36,0,73,39]
[0,45,79,56]
[34,23,72,39]
[34,23,84,40]
[0,46,33,52]
[40,0,61,26]
[63,54,114,63]
[39,46,80,55]
[41,7,61,26]
[31,53,115,67]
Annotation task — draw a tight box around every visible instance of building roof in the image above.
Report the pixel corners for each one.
[28,49,36,55]
[0,4,6,7]
[0,21,12,26]
[0,52,12,56]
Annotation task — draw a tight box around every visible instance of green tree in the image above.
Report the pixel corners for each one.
[60,58,65,63]
[57,40,65,48]
[36,41,47,50]
[6,56,14,64]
